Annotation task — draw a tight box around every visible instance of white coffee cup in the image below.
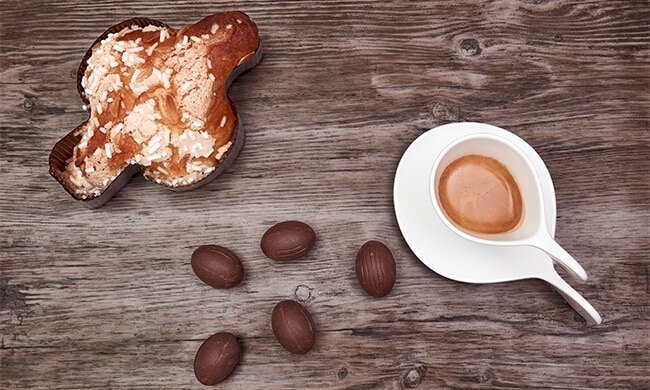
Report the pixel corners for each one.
[430,133,588,282]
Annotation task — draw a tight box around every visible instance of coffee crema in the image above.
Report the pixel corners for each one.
[437,154,523,234]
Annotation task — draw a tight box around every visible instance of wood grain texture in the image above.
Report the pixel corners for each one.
[1,0,648,388]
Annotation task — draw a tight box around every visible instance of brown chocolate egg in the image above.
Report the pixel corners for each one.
[271,300,316,354]
[194,332,240,385]
[191,245,244,288]
[355,240,396,297]
[261,221,316,261]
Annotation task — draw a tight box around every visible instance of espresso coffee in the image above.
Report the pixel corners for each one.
[437,154,523,234]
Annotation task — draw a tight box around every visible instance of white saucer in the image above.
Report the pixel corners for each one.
[393,122,557,284]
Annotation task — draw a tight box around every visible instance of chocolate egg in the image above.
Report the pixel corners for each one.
[194,332,240,385]
[191,245,244,288]
[356,240,396,297]
[271,300,316,354]
[261,221,316,261]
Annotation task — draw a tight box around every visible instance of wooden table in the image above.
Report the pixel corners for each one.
[1,1,648,388]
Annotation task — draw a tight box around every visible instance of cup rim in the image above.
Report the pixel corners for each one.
[429,132,543,245]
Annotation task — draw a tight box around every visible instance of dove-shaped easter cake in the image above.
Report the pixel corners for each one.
[49,11,262,208]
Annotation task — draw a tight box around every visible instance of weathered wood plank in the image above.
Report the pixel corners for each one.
[1,0,649,389]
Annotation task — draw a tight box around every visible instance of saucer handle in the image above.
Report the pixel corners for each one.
[533,233,588,282]
[541,271,602,325]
